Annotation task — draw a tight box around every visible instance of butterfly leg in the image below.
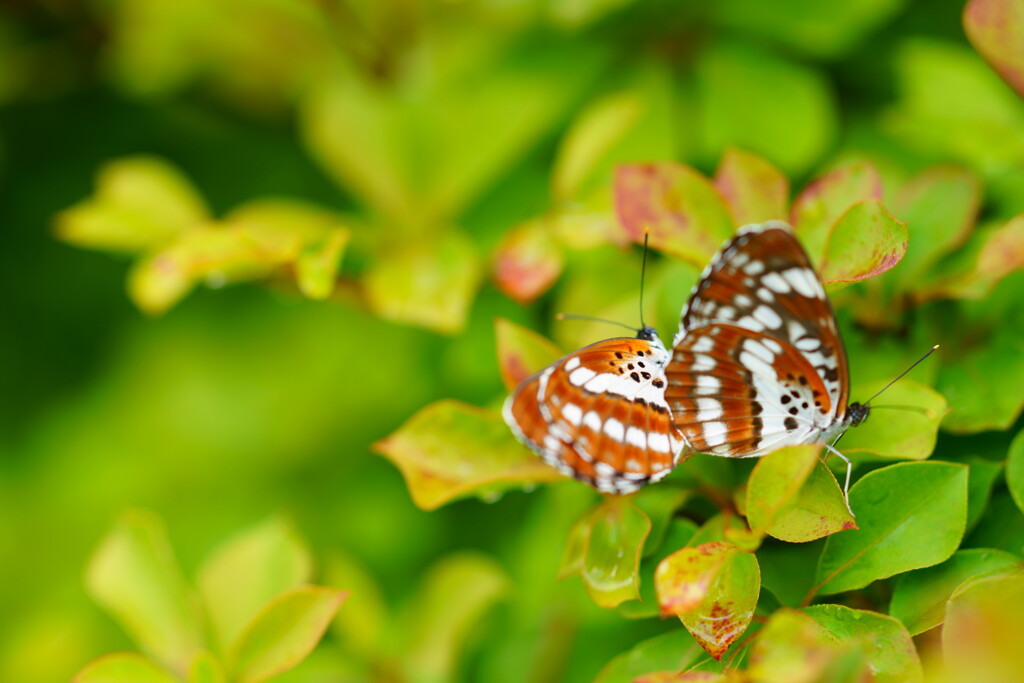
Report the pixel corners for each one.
[823,442,855,518]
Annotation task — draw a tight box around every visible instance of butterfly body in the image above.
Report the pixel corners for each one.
[502,327,688,494]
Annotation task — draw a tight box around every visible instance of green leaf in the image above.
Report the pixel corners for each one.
[581,498,651,608]
[494,318,563,393]
[763,460,856,544]
[325,550,390,659]
[757,541,823,607]
[74,652,181,683]
[492,219,565,305]
[593,629,701,683]
[889,547,1021,635]
[814,462,968,595]
[712,147,789,227]
[403,553,509,683]
[943,567,1024,682]
[1007,428,1024,515]
[836,380,946,460]
[363,230,482,335]
[791,160,883,265]
[964,0,1024,97]
[656,542,759,660]
[695,42,835,176]
[186,652,224,683]
[56,155,209,253]
[964,457,1003,531]
[374,400,563,511]
[746,445,821,539]
[614,162,734,266]
[748,608,863,683]
[631,486,691,558]
[819,199,907,288]
[85,510,205,675]
[889,166,982,290]
[196,517,313,652]
[229,586,345,683]
[803,604,923,683]
[965,490,1024,553]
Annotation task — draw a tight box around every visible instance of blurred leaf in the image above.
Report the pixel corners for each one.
[186,652,224,683]
[814,462,968,595]
[819,199,907,288]
[937,324,1024,432]
[404,553,509,683]
[581,497,651,608]
[229,586,345,683]
[885,38,1024,168]
[493,219,565,304]
[656,542,759,660]
[364,230,482,335]
[85,510,205,676]
[791,160,883,266]
[942,567,1024,682]
[632,486,690,558]
[696,42,835,176]
[966,490,1024,553]
[710,0,904,58]
[964,457,1003,531]
[922,214,1024,300]
[803,604,922,683]
[325,550,389,659]
[889,166,981,289]
[494,319,562,393]
[374,400,563,510]
[614,163,733,265]
[74,652,181,683]
[748,608,859,683]
[621,518,700,619]
[837,380,946,459]
[1008,429,1024,514]
[295,229,349,300]
[196,516,313,652]
[712,148,789,227]
[964,0,1024,97]
[593,629,701,683]
[128,223,273,315]
[889,547,1021,635]
[757,542,822,607]
[553,65,677,202]
[56,156,208,252]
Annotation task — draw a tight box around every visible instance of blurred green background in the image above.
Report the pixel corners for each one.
[1,1,1022,681]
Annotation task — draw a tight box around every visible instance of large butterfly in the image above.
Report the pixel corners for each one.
[665,220,867,494]
[502,327,689,494]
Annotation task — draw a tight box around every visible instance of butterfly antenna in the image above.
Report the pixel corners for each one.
[639,229,651,329]
[556,313,637,333]
[863,345,940,407]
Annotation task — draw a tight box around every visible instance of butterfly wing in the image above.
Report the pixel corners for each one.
[665,323,836,457]
[676,221,850,422]
[503,337,688,494]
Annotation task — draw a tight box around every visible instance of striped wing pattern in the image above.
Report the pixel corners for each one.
[503,335,688,493]
[667,221,854,457]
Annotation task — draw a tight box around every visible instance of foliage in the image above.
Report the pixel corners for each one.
[2,0,1024,681]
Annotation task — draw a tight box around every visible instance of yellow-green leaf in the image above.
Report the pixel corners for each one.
[74,652,181,683]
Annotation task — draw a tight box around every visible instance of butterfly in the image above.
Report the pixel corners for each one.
[502,326,689,494]
[664,220,868,499]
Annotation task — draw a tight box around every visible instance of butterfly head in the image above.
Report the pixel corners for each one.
[847,401,870,427]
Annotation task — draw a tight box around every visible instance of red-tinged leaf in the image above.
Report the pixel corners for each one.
[713,148,789,227]
[494,318,563,392]
[374,400,563,510]
[614,163,734,265]
[964,0,1024,97]
[656,543,760,660]
[581,498,652,608]
[819,199,907,288]
[493,219,565,304]
[633,673,727,683]
[791,161,884,265]
[928,214,1024,300]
